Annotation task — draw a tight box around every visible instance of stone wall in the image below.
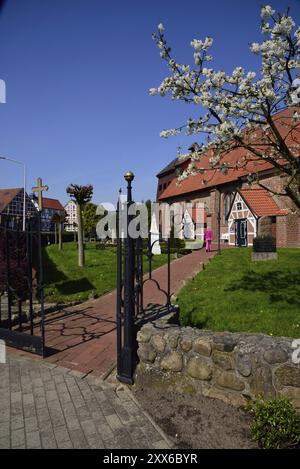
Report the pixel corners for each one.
[136,316,300,408]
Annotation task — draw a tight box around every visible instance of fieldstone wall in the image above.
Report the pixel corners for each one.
[135,316,300,408]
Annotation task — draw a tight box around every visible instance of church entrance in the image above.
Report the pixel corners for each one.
[235,218,247,247]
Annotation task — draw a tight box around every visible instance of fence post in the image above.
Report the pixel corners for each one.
[117,171,136,384]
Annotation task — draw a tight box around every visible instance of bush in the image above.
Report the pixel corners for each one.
[253,235,276,252]
[247,396,300,449]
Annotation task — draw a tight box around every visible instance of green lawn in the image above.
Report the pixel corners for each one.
[43,242,173,303]
[178,248,300,339]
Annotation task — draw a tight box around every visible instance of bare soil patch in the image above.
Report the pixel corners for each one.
[133,386,257,449]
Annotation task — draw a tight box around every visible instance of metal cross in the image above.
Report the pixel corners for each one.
[32,177,49,211]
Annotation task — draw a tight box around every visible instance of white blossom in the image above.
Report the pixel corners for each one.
[261,5,275,19]
[250,42,260,54]
[158,23,165,33]
[150,3,300,200]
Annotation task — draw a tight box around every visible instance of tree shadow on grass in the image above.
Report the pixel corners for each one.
[43,247,96,297]
[56,278,95,295]
[180,306,211,329]
[225,270,300,306]
[43,247,68,284]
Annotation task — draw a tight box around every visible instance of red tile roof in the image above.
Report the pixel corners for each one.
[158,107,300,200]
[0,188,22,212]
[239,188,289,217]
[42,197,64,211]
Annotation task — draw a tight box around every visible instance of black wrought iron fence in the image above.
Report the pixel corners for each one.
[0,214,45,355]
[116,172,176,384]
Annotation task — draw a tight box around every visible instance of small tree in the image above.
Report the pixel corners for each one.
[52,211,67,251]
[66,184,93,267]
[150,5,300,210]
[83,203,100,239]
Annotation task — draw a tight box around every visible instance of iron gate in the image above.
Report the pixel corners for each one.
[0,214,45,355]
[116,172,176,384]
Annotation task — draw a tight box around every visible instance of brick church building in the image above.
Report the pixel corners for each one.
[156,109,300,248]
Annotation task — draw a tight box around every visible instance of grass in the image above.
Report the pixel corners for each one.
[178,248,300,339]
[43,241,173,303]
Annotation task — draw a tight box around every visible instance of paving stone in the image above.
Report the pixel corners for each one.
[58,439,73,449]
[0,423,10,438]
[11,391,22,403]
[53,425,71,444]
[25,416,39,432]
[68,428,89,449]
[35,396,48,409]
[26,430,42,449]
[40,430,57,449]
[66,416,81,431]
[23,403,36,419]
[80,419,97,436]
[11,428,25,447]
[11,415,24,431]
[0,436,10,449]
[2,353,171,450]
[86,433,105,449]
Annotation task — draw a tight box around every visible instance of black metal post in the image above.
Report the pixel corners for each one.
[16,219,23,332]
[26,217,34,335]
[37,212,45,356]
[116,190,123,378]
[217,190,221,255]
[117,171,136,384]
[5,217,12,330]
[167,236,171,311]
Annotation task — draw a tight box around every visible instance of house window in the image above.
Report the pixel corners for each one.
[237,202,242,210]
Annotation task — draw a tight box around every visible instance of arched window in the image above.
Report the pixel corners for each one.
[223,192,234,222]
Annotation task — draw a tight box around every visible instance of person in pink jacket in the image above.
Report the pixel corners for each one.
[204,228,213,252]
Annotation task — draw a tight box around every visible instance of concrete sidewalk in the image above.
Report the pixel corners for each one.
[0,353,172,449]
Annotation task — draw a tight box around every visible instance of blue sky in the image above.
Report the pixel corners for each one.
[0,0,299,205]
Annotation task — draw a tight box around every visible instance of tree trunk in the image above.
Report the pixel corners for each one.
[54,224,57,244]
[58,222,63,251]
[77,203,85,267]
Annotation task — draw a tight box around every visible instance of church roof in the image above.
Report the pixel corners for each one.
[239,189,289,217]
[158,107,299,201]
[156,154,190,177]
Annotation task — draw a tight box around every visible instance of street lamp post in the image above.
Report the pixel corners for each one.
[0,156,26,231]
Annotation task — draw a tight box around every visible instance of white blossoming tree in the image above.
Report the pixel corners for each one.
[151,6,300,210]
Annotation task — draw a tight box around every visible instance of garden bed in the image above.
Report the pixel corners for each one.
[133,386,255,449]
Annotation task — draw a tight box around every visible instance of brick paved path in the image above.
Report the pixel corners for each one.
[10,248,217,377]
[0,353,172,449]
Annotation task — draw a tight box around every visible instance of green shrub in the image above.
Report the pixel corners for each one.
[247,396,300,449]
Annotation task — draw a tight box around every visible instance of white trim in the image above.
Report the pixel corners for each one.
[227,192,257,245]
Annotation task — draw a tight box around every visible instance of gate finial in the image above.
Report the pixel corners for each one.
[124,171,134,182]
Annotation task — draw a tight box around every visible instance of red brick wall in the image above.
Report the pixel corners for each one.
[156,173,176,200]
[276,214,300,248]
[158,169,300,247]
